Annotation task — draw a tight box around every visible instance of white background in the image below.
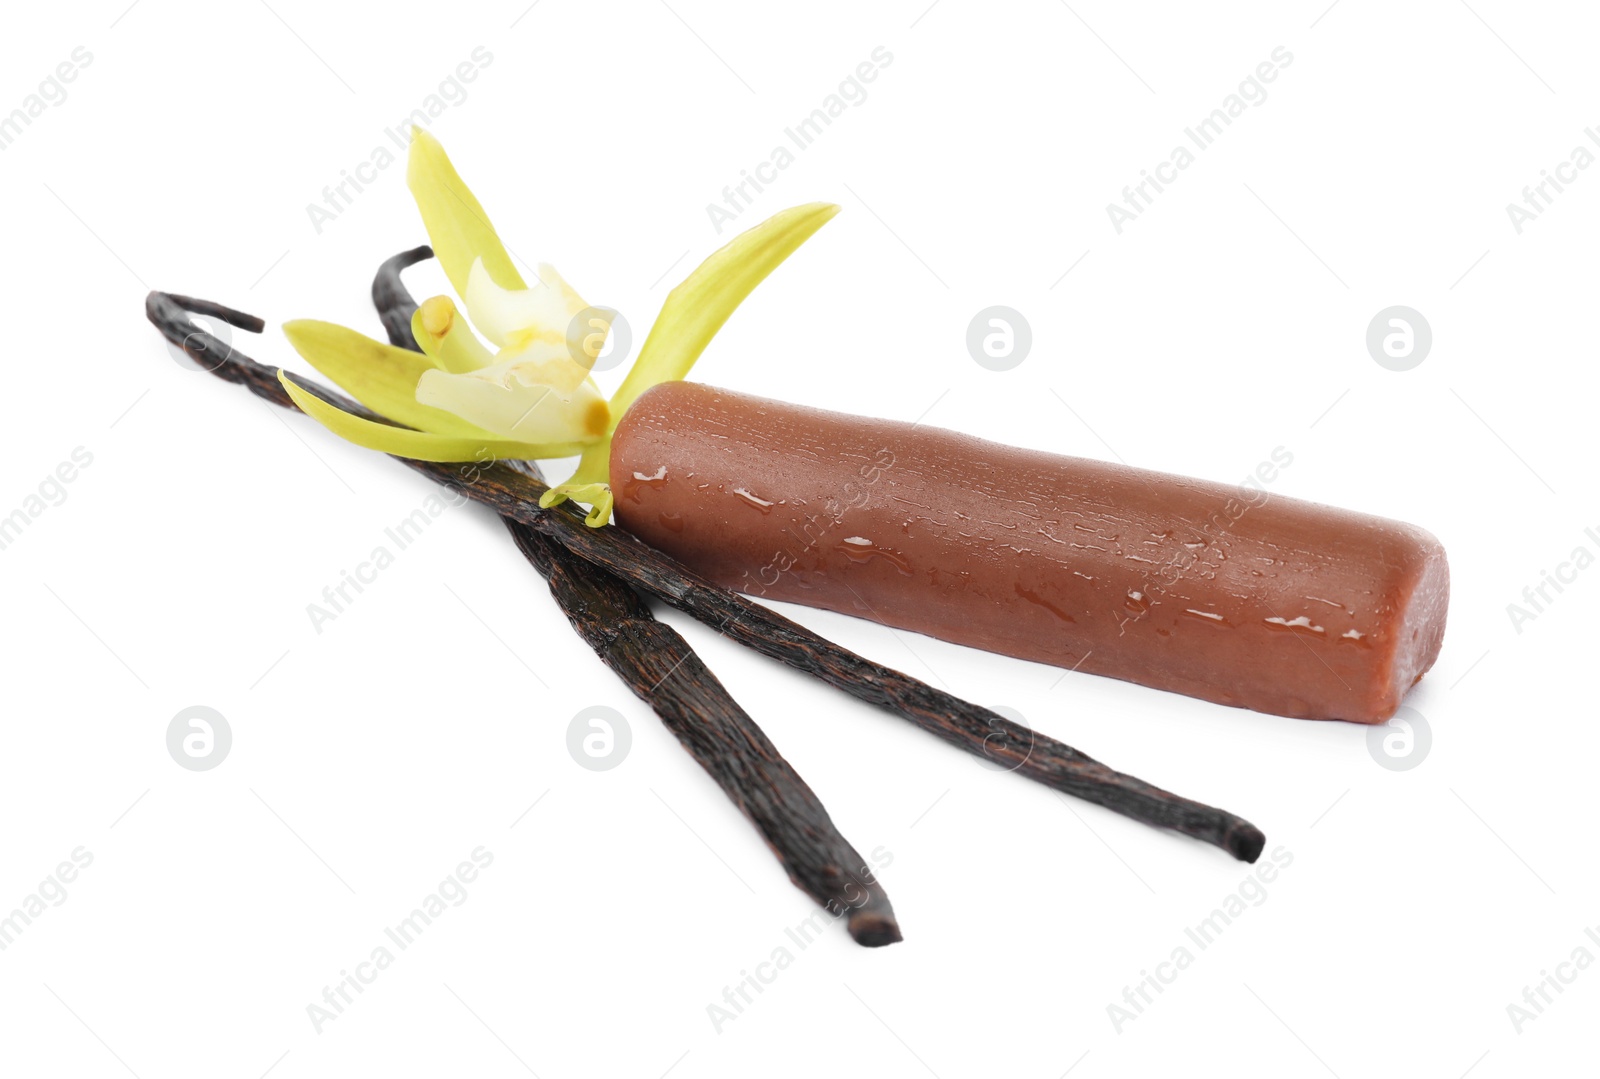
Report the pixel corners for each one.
[2,1,1596,1075]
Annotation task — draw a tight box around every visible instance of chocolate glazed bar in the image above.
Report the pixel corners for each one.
[611,382,1449,723]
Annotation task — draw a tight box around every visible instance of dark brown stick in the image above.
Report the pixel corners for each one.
[513,495,1266,862]
[363,254,901,944]
[511,524,899,942]
[371,245,434,349]
[144,290,1265,863]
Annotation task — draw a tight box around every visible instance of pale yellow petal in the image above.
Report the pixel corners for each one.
[279,371,590,462]
[282,319,496,438]
[406,129,525,297]
[609,202,839,422]
[492,335,596,395]
[415,364,610,445]
[464,258,590,348]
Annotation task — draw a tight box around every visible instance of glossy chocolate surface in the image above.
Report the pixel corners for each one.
[612,382,1448,723]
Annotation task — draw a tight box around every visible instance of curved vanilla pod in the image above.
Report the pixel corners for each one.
[143,289,1265,861]
[609,382,1449,724]
[365,258,900,945]
[371,244,434,348]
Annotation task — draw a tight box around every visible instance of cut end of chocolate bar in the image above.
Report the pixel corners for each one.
[1366,526,1451,724]
[848,910,904,947]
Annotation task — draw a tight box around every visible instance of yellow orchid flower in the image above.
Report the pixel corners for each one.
[278,128,839,528]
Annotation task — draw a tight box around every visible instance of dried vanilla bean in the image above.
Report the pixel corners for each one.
[144,289,1264,863]
[514,493,1267,862]
[511,523,899,942]
[365,254,900,944]
[370,244,433,349]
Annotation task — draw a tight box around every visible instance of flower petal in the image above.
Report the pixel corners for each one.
[282,319,496,438]
[491,334,599,395]
[279,371,590,462]
[412,296,496,374]
[407,129,525,298]
[415,363,610,444]
[464,258,591,350]
[609,202,839,422]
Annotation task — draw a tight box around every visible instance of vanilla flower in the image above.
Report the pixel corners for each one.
[277,129,837,526]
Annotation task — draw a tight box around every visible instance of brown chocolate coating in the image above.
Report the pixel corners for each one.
[610,382,1448,723]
